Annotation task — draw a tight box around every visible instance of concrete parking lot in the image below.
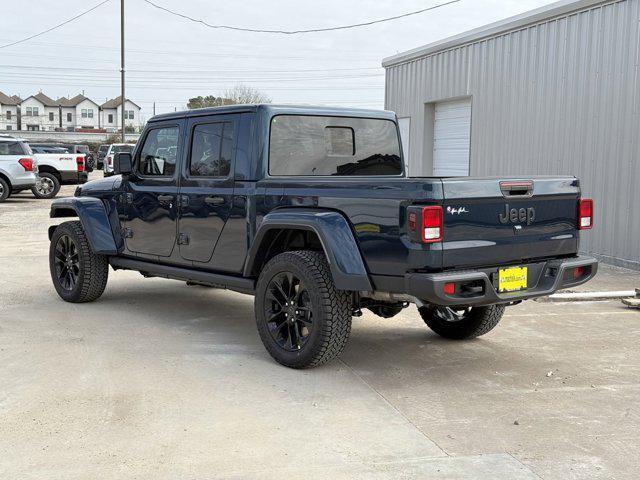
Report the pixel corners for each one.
[1,172,639,480]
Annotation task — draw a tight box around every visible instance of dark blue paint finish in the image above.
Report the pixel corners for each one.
[50,196,120,254]
[245,208,372,291]
[440,177,580,268]
[261,178,444,276]
[53,104,595,301]
[121,119,186,258]
[177,114,239,263]
[75,175,120,195]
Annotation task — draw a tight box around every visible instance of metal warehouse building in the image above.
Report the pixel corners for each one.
[383,0,640,269]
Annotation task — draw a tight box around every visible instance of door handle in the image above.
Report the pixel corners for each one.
[158,195,174,203]
[204,196,226,206]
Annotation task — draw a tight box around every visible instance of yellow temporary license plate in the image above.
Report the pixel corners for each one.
[498,266,528,292]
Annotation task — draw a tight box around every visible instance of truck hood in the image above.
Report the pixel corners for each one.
[76,176,120,196]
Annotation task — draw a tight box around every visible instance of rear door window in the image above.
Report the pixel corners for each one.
[0,141,29,155]
[189,122,234,177]
[269,115,403,176]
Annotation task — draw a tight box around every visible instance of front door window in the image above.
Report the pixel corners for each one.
[138,127,179,177]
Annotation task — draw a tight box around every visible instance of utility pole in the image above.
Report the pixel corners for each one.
[120,0,125,142]
[153,102,156,116]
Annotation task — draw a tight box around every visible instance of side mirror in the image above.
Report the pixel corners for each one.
[114,152,133,175]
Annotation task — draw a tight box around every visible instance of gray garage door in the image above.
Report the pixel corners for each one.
[432,98,471,176]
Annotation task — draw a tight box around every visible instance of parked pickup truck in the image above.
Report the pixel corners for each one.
[47,105,598,368]
[27,143,88,199]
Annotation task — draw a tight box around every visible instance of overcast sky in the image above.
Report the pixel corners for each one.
[1,0,558,120]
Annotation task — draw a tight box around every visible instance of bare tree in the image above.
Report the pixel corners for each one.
[187,86,271,110]
[223,85,272,105]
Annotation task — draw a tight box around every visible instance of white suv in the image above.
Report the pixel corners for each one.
[0,137,37,202]
[103,143,134,176]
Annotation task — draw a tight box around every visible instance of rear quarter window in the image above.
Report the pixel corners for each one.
[0,141,30,155]
[269,115,403,176]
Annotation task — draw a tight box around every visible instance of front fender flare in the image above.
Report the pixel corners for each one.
[49,197,121,254]
[245,209,372,292]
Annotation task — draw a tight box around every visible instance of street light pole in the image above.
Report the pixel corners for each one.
[120,0,125,142]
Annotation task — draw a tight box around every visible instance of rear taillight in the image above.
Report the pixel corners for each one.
[107,156,112,166]
[76,156,84,172]
[578,199,593,230]
[422,206,443,243]
[18,158,34,172]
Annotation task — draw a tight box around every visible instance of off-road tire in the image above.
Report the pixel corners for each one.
[419,304,505,340]
[49,221,109,303]
[0,177,9,202]
[32,172,61,199]
[255,250,352,369]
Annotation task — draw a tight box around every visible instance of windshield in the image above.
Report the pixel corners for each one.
[113,145,133,154]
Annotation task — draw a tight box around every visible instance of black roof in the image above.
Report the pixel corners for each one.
[149,104,396,123]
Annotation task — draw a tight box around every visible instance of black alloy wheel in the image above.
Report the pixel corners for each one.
[53,234,80,291]
[49,221,109,303]
[418,304,505,339]
[255,250,352,368]
[429,306,472,323]
[264,271,314,352]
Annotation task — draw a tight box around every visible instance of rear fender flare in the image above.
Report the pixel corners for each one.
[245,209,372,292]
[49,197,121,254]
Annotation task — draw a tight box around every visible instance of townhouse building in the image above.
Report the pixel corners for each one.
[0,92,20,131]
[0,90,142,132]
[101,96,141,132]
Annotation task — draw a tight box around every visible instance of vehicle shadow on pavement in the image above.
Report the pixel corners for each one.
[2,196,39,203]
[95,280,257,331]
[91,280,537,376]
[342,322,540,381]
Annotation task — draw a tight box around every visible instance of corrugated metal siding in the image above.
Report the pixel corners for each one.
[385,0,640,269]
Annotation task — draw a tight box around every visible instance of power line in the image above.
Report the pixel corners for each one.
[0,80,385,91]
[0,0,112,49]
[0,72,384,82]
[10,39,384,57]
[0,63,383,75]
[0,49,381,64]
[142,0,462,35]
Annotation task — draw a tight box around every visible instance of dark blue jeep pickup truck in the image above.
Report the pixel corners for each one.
[48,105,597,368]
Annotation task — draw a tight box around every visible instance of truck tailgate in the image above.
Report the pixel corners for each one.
[441,177,579,269]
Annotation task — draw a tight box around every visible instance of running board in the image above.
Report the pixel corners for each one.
[109,257,255,294]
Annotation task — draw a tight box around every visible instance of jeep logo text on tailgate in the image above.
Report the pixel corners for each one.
[499,204,535,225]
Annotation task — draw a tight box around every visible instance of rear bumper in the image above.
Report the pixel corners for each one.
[11,173,36,189]
[405,255,598,306]
[59,171,88,185]
[10,172,37,190]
